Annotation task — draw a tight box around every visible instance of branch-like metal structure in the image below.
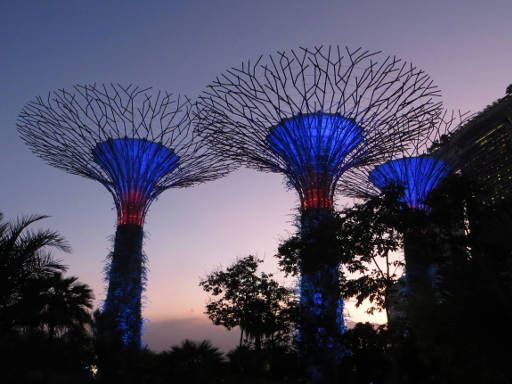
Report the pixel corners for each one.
[195,46,442,381]
[196,46,442,210]
[340,110,470,208]
[18,84,230,224]
[17,84,232,347]
[370,157,449,210]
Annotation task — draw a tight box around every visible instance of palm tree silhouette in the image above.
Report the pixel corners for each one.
[37,273,94,342]
[0,213,69,331]
[163,340,225,383]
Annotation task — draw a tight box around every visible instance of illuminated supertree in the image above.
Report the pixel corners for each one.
[341,111,469,339]
[17,84,231,347]
[369,156,450,210]
[341,111,469,206]
[195,46,441,379]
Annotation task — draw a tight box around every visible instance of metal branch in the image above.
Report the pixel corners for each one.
[17,83,233,222]
[340,109,472,200]
[194,46,443,207]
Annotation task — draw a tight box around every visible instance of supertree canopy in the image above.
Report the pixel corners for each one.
[341,110,469,208]
[17,84,231,347]
[92,138,180,225]
[369,156,450,210]
[195,46,441,381]
[267,113,364,209]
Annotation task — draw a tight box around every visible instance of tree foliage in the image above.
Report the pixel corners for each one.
[0,213,95,383]
[161,340,225,383]
[0,213,69,329]
[339,190,404,317]
[200,255,297,350]
[276,189,405,318]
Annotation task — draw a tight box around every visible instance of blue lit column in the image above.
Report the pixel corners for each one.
[299,207,346,382]
[268,113,362,380]
[370,156,449,341]
[93,138,179,347]
[370,156,449,280]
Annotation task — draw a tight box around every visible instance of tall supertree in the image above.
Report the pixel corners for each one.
[195,46,441,381]
[342,111,468,269]
[341,111,469,343]
[17,84,231,347]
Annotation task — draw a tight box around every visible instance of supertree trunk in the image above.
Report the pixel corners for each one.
[298,207,344,383]
[402,230,437,347]
[104,224,145,347]
[403,231,434,291]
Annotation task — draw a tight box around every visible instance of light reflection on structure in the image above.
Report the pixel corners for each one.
[370,156,450,210]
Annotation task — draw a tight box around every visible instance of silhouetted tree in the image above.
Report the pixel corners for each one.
[160,340,225,383]
[36,273,93,342]
[200,255,296,350]
[338,191,404,321]
[338,323,392,383]
[0,213,69,331]
[0,213,96,383]
[276,190,404,322]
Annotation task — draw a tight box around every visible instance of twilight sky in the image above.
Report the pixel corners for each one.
[1,0,511,352]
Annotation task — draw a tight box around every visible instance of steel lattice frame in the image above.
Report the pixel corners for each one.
[17,83,232,347]
[340,110,470,208]
[195,46,442,209]
[18,84,231,223]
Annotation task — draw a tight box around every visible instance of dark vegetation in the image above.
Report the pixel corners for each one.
[199,255,297,350]
[2,175,512,383]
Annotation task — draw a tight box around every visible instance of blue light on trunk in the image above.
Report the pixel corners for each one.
[370,156,449,210]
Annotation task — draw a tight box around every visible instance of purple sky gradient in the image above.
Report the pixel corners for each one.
[1,0,511,351]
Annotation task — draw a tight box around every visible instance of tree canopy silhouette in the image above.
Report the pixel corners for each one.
[200,255,296,350]
[276,190,404,321]
[0,213,69,331]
